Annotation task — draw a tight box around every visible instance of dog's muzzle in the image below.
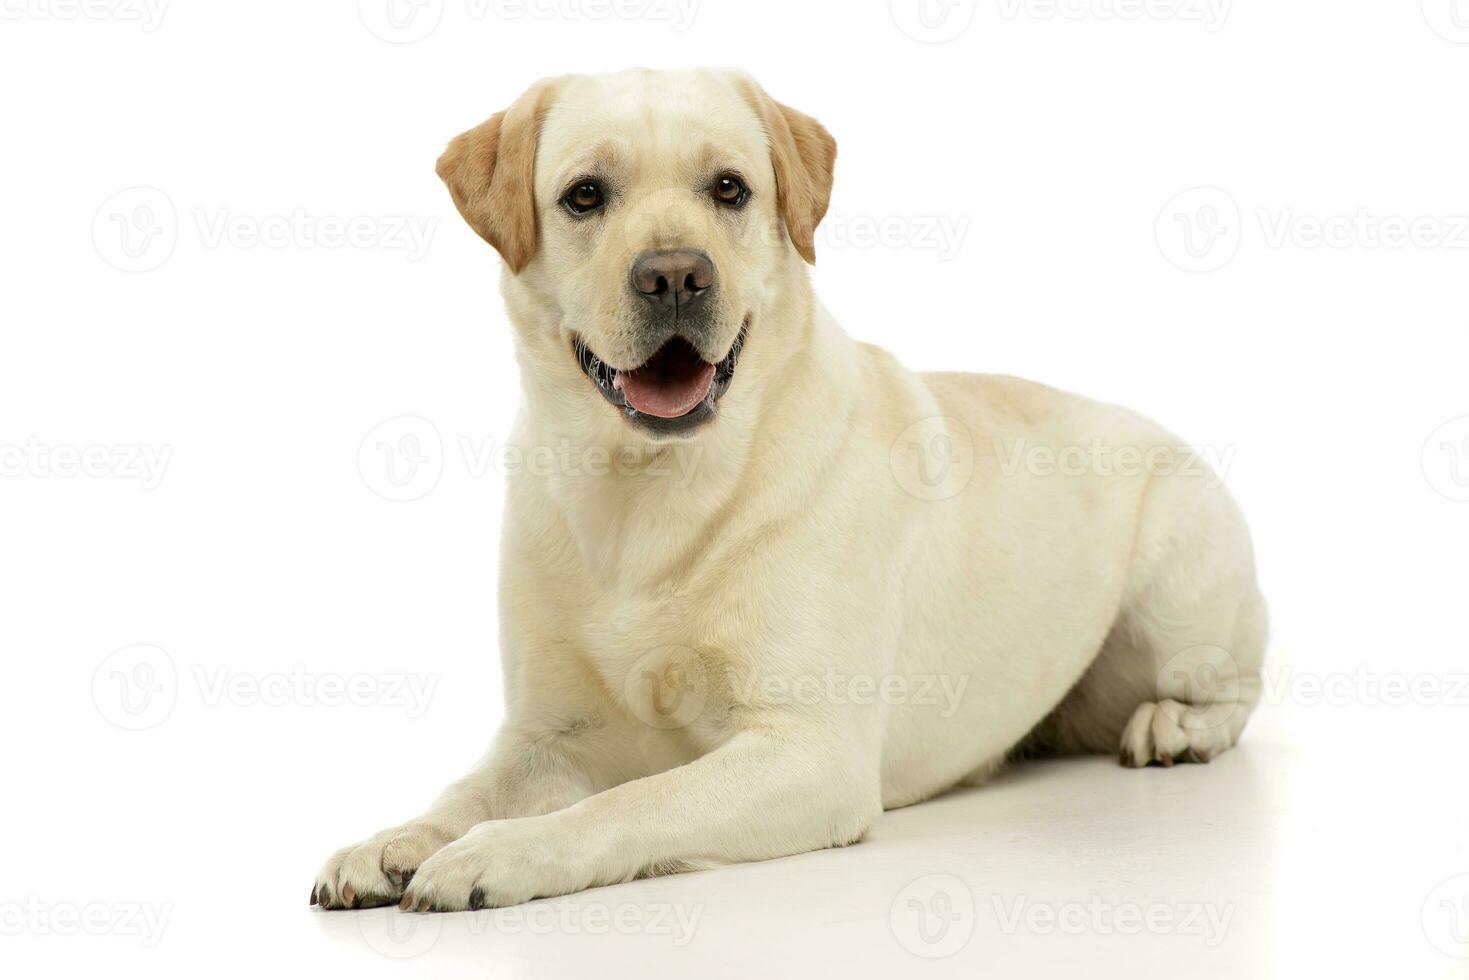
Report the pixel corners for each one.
[573,319,748,437]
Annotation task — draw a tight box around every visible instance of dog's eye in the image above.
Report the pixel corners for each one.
[711,174,748,207]
[563,181,604,214]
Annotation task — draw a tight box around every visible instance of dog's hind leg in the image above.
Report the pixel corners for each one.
[1115,580,1267,766]
[1018,470,1267,767]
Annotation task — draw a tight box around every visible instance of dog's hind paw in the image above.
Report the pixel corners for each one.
[1118,699,1235,768]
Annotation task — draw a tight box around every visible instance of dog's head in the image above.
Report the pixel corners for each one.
[436,69,835,439]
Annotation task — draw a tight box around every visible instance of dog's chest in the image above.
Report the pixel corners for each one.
[580,593,737,751]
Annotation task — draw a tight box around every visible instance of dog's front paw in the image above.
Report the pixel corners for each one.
[312,822,454,910]
[399,817,596,912]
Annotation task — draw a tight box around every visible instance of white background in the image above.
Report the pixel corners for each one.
[3,1,1468,976]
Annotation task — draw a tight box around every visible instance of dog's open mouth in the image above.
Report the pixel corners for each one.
[574,323,747,434]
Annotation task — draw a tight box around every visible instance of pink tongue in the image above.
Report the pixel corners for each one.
[615,361,716,418]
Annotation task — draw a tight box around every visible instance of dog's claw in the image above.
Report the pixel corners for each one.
[468,887,485,911]
[342,884,356,908]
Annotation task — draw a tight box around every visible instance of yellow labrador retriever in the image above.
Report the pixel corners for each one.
[312,68,1266,912]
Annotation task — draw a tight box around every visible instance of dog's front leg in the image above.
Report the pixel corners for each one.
[398,728,882,911]
[312,723,613,909]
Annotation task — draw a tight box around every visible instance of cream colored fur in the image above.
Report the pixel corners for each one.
[312,68,1266,913]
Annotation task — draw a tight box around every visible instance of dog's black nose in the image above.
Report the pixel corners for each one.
[630,249,714,311]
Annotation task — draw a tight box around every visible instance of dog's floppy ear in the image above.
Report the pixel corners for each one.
[738,78,837,265]
[435,79,561,273]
